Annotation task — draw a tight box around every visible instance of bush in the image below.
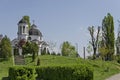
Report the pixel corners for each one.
[116,55,120,64]
[9,66,36,80]
[36,64,93,80]
[8,65,93,80]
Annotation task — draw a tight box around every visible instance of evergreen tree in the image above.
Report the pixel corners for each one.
[0,36,12,59]
[102,13,115,60]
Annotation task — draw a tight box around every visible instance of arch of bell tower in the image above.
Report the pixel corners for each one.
[17,18,29,41]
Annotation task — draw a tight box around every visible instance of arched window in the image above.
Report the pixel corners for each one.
[20,26,22,34]
[23,26,25,33]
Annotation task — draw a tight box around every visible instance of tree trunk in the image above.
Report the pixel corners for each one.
[93,47,96,59]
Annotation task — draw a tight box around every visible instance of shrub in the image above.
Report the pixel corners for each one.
[9,66,36,80]
[36,64,93,80]
[116,55,120,64]
[8,65,93,80]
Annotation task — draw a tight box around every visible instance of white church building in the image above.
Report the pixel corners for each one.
[11,17,49,55]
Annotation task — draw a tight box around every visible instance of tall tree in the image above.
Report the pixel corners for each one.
[102,13,115,60]
[23,16,31,29]
[0,36,12,59]
[88,26,100,59]
[61,41,77,57]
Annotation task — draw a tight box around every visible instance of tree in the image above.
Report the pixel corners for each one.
[0,36,12,60]
[61,41,77,57]
[88,26,100,59]
[22,41,39,61]
[22,41,30,55]
[23,16,31,29]
[31,42,39,61]
[98,46,109,60]
[86,43,92,56]
[102,13,115,60]
[48,41,56,54]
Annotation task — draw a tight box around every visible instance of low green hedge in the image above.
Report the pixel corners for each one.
[9,65,93,80]
[36,64,93,80]
[9,66,36,80]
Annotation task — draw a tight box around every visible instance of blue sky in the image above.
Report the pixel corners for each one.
[0,0,120,57]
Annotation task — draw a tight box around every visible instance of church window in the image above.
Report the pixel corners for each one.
[20,26,22,34]
[23,26,25,33]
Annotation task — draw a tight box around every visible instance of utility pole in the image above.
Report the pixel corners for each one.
[83,47,85,59]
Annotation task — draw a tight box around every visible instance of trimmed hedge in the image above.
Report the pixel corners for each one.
[36,65,93,80]
[9,65,93,80]
[9,66,36,80]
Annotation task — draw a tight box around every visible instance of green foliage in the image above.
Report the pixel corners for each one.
[0,57,13,80]
[0,36,12,60]
[1,55,120,80]
[22,42,39,62]
[102,13,115,60]
[36,65,93,80]
[9,66,36,80]
[9,64,93,80]
[61,41,77,57]
[116,55,120,64]
[23,16,31,29]
[98,46,109,60]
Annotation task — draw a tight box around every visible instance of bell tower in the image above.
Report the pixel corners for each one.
[17,18,29,40]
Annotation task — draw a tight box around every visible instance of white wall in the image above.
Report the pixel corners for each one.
[29,35,42,41]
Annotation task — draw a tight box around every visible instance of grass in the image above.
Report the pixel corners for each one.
[0,57,13,80]
[0,55,120,80]
[25,55,120,80]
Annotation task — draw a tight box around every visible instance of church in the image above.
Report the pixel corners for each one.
[11,17,49,55]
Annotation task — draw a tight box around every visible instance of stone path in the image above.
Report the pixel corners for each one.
[106,73,120,80]
[14,55,25,65]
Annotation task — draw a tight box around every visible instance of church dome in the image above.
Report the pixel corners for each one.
[29,24,42,36]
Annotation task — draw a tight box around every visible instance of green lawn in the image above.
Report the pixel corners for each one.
[25,55,120,80]
[0,57,13,80]
[0,55,120,80]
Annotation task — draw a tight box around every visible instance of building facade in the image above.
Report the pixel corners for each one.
[11,17,49,55]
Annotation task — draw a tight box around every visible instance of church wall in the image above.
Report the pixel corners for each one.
[29,35,42,41]
[18,34,28,40]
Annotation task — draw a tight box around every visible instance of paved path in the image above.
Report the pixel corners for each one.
[106,73,120,80]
